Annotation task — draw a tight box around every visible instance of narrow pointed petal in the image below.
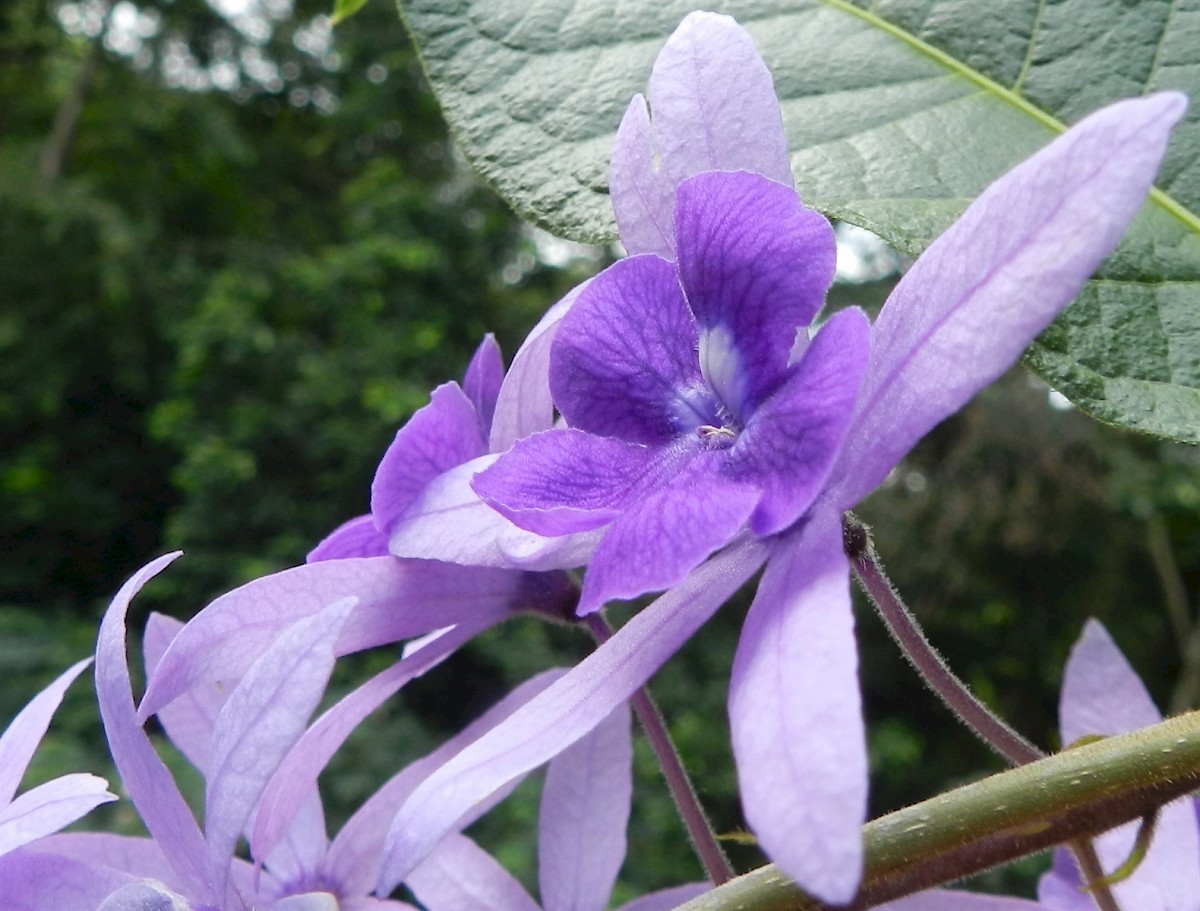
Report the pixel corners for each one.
[96,880,192,911]
[0,656,93,804]
[327,669,565,897]
[144,613,227,775]
[203,597,355,893]
[645,11,791,192]
[463,334,505,432]
[250,621,484,862]
[1052,620,1200,911]
[38,831,179,881]
[577,475,758,614]
[308,516,389,563]
[473,429,660,536]
[614,884,710,911]
[539,703,632,911]
[261,789,327,885]
[0,775,115,855]
[830,92,1188,507]
[95,553,214,904]
[735,308,870,536]
[407,834,541,911]
[676,172,836,417]
[141,558,520,719]
[389,456,597,571]
[0,849,140,911]
[490,286,583,453]
[372,383,487,535]
[553,255,705,444]
[610,95,675,260]
[729,511,867,904]
[376,539,768,895]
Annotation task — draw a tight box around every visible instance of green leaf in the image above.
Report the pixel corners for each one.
[331,0,371,26]
[397,0,1200,442]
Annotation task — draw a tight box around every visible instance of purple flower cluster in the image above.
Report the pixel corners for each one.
[0,10,1187,910]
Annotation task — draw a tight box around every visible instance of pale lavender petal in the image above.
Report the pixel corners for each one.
[830,92,1188,508]
[1037,848,1097,911]
[614,883,710,911]
[734,308,870,536]
[0,848,140,911]
[144,613,228,775]
[407,834,540,911]
[576,475,758,614]
[0,774,116,855]
[0,656,93,804]
[261,789,327,888]
[376,539,768,895]
[610,11,792,262]
[610,94,675,260]
[1056,620,1200,911]
[308,516,389,563]
[372,383,487,534]
[676,171,835,419]
[96,553,215,904]
[97,881,191,911]
[539,702,632,911]
[729,510,866,904]
[204,597,355,894]
[250,621,484,862]
[141,558,521,719]
[389,456,597,571]
[1060,619,1163,745]
[474,430,660,536]
[37,832,179,883]
[553,255,709,443]
[463,334,505,432]
[327,669,565,897]
[272,893,341,911]
[490,286,582,453]
[876,891,1043,910]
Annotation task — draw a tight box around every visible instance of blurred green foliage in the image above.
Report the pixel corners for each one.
[1,0,1199,903]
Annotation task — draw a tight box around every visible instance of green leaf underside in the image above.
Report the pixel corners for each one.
[398,0,1200,442]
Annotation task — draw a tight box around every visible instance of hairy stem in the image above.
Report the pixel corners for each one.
[585,612,735,885]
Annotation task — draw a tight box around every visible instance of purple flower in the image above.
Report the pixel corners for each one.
[1,555,574,911]
[406,700,708,911]
[378,12,1186,905]
[0,658,116,857]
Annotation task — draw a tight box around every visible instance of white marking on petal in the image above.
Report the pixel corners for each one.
[699,324,747,420]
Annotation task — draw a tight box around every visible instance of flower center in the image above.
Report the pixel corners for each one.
[697,423,738,449]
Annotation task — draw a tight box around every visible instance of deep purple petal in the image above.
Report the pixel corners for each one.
[463,334,505,433]
[676,171,835,418]
[249,621,485,863]
[408,834,541,911]
[1055,620,1200,910]
[609,12,792,262]
[490,286,583,453]
[372,383,488,535]
[327,669,565,897]
[729,511,866,904]
[203,597,355,893]
[0,775,116,856]
[610,95,675,260]
[734,307,870,536]
[553,255,708,444]
[0,656,92,805]
[308,516,389,563]
[376,539,768,895]
[95,553,214,904]
[473,430,662,535]
[538,703,632,911]
[829,92,1188,508]
[577,472,758,614]
[388,456,598,570]
[141,558,521,719]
